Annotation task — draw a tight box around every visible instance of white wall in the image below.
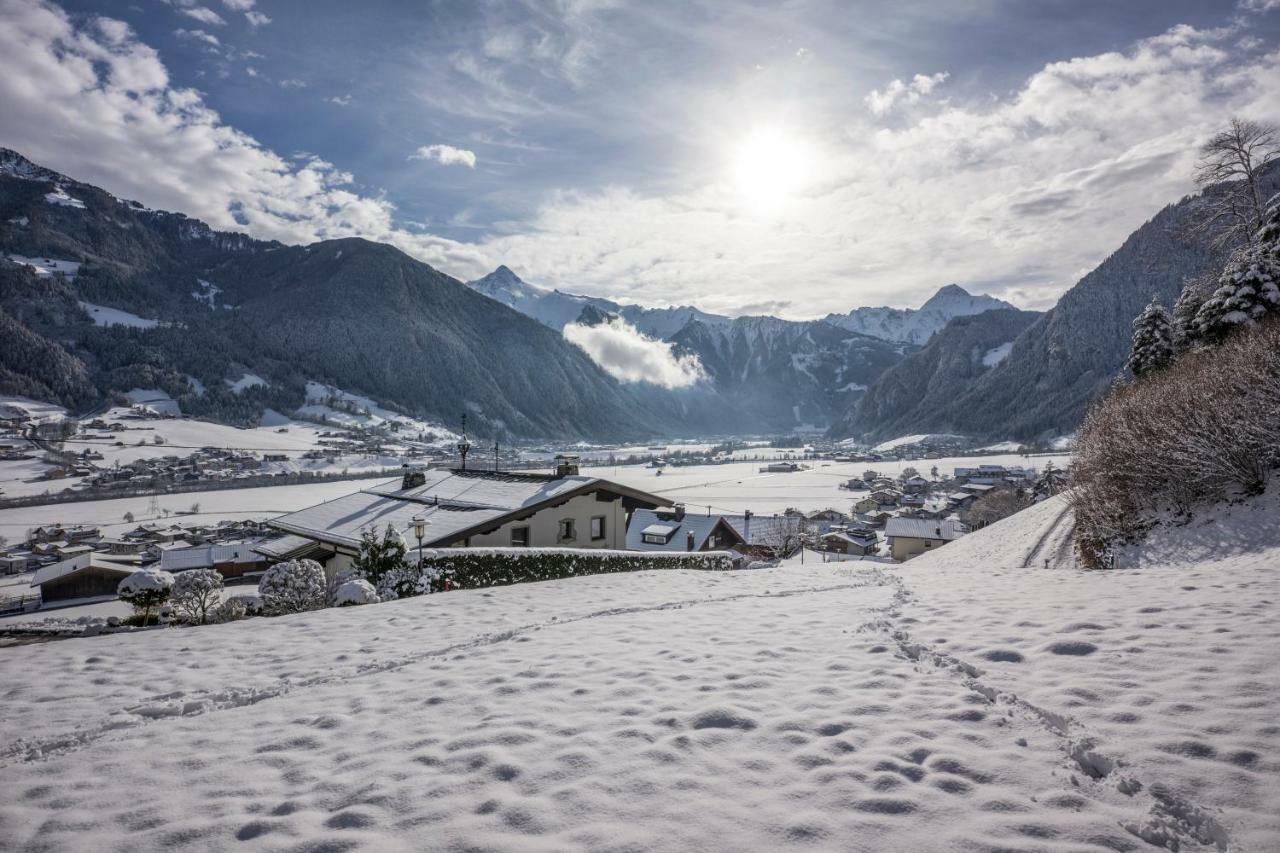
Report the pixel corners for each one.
[461,491,630,550]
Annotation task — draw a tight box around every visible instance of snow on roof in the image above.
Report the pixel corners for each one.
[254,533,323,560]
[274,470,668,549]
[30,553,136,587]
[626,509,738,552]
[885,517,966,542]
[158,543,266,572]
[270,490,508,549]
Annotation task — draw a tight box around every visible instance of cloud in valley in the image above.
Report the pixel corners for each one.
[563,318,706,388]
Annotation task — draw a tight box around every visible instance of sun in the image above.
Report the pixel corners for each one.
[731,126,816,213]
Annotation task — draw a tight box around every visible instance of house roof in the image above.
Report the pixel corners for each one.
[31,553,137,587]
[159,543,267,572]
[254,533,329,561]
[626,509,743,552]
[821,531,877,546]
[885,517,966,542]
[271,470,669,550]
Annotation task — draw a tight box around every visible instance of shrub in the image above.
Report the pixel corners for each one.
[333,578,380,607]
[258,559,328,615]
[350,524,409,589]
[416,548,737,592]
[170,569,224,625]
[212,597,248,623]
[118,570,175,625]
[1071,319,1280,566]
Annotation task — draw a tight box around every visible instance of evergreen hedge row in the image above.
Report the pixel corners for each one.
[417,547,739,591]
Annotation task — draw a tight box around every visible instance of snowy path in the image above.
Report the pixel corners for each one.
[0,496,1277,851]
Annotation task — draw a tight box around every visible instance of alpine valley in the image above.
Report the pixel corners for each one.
[0,147,1245,444]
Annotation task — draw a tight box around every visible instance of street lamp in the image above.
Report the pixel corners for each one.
[412,515,428,571]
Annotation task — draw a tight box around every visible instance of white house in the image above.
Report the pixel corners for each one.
[266,466,670,579]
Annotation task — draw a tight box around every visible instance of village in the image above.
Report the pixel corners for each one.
[0,413,1067,628]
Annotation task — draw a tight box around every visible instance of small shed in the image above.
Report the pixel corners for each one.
[30,554,137,602]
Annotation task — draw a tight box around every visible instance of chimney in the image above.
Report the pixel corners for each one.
[743,509,752,542]
[673,503,686,521]
[686,530,695,551]
[401,464,426,490]
[554,454,580,477]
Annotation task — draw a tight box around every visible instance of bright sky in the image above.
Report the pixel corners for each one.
[3,0,1279,316]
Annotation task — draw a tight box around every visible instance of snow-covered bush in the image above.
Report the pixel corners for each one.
[375,563,438,601]
[333,578,380,607]
[212,597,248,624]
[117,569,175,626]
[258,559,328,615]
[1072,318,1280,566]
[170,569,224,625]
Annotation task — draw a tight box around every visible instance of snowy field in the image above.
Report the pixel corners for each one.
[0,476,396,538]
[0,492,1275,851]
[581,452,1070,516]
[0,406,403,499]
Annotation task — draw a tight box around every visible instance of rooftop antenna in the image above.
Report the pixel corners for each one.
[493,438,500,472]
[457,412,471,471]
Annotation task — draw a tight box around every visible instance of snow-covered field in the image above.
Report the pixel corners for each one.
[0,406,404,499]
[581,452,1069,516]
[0,476,396,538]
[77,301,161,329]
[0,492,1275,851]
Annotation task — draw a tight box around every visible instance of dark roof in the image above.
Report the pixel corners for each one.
[626,509,744,552]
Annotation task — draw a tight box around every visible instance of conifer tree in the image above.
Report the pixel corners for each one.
[1126,298,1175,377]
[1192,244,1280,343]
[350,523,409,589]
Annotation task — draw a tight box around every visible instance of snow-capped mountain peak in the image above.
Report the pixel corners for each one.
[824,284,1014,346]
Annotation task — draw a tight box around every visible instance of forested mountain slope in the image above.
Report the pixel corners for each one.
[831,308,1042,441]
[0,149,673,439]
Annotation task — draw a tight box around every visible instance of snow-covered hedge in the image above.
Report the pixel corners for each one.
[416,547,739,591]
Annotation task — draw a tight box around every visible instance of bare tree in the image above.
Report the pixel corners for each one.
[1194,118,1280,248]
[758,515,804,558]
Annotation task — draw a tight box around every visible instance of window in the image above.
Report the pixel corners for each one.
[590,516,606,541]
[558,518,576,541]
[642,533,666,545]
[511,526,530,547]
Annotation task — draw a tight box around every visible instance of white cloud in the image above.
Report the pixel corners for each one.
[326,93,352,106]
[173,27,221,48]
[563,318,706,388]
[410,144,478,168]
[1239,0,1280,11]
[865,71,948,116]
[179,6,226,26]
[0,0,486,276]
[221,0,255,9]
[245,10,271,27]
[279,78,306,89]
[479,23,1280,315]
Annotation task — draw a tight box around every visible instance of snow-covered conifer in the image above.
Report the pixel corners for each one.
[258,559,328,615]
[1126,298,1175,377]
[350,524,410,589]
[1192,244,1280,342]
[170,569,224,625]
[118,569,175,625]
[1033,462,1068,501]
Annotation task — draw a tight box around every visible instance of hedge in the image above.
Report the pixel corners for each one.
[414,547,740,591]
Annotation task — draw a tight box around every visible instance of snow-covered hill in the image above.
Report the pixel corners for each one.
[2,491,1275,850]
